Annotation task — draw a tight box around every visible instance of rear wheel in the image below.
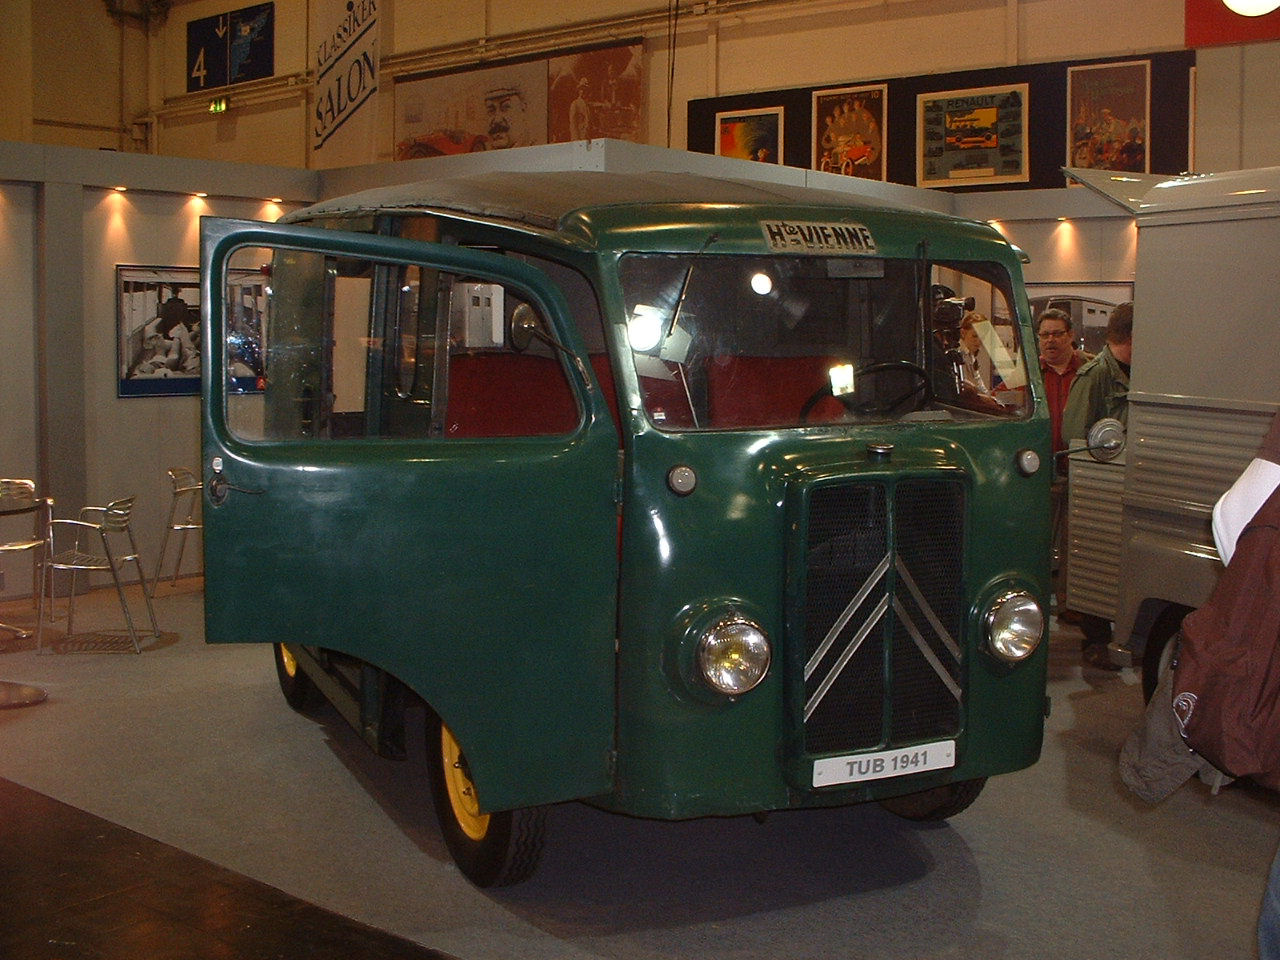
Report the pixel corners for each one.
[878,778,987,821]
[273,643,324,713]
[425,713,545,887]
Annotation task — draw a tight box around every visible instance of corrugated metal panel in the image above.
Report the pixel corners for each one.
[1126,401,1272,515]
[1066,455,1125,619]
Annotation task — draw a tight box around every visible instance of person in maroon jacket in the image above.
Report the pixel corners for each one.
[1213,410,1280,960]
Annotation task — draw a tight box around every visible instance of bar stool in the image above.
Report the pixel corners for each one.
[0,479,51,645]
[151,467,202,595]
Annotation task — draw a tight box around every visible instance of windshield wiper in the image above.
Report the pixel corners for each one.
[665,232,719,340]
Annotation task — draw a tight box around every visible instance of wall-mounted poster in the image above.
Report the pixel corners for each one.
[117,266,202,398]
[395,61,548,159]
[811,84,887,181]
[1067,60,1150,173]
[918,83,1029,188]
[548,44,644,143]
[715,107,783,164]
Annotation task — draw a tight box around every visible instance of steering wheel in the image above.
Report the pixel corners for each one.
[800,360,933,421]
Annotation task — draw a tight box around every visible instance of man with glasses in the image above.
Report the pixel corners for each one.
[1037,308,1089,632]
[1037,307,1085,457]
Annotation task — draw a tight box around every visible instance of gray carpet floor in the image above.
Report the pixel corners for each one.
[0,579,1274,959]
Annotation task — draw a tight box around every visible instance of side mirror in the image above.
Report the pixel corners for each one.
[509,302,542,353]
[1056,417,1125,463]
[1086,417,1125,461]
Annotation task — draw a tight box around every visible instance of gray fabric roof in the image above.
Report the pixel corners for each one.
[284,169,931,232]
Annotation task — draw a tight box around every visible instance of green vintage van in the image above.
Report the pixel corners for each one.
[201,166,1050,886]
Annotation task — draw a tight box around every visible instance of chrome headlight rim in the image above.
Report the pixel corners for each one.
[984,589,1044,663]
[696,613,772,696]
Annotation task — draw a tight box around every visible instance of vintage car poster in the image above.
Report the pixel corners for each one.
[811,84,887,181]
[917,83,1029,188]
[1067,60,1150,173]
[548,44,644,144]
[394,61,548,159]
[715,107,783,164]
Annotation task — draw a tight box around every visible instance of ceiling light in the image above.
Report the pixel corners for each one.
[1222,0,1280,15]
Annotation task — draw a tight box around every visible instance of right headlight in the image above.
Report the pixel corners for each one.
[697,616,772,695]
[984,591,1044,662]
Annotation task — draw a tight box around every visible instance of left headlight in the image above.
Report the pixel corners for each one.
[984,591,1044,663]
[697,616,772,695]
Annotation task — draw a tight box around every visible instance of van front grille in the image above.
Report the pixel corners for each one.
[799,478,965,758]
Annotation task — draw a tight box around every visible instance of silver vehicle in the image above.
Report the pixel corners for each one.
[1063,167,1280,697]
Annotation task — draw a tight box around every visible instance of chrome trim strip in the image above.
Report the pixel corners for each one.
[894,556,961,660]
[805,551,891,681]
[893,597,962,701]
[804,593,889,721]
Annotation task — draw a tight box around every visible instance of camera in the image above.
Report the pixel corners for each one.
[933,295,975,329]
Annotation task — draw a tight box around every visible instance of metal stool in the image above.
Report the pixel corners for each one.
[0,479,51,644]
[152,467,202,594]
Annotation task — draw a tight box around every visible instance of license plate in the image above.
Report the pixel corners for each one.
[812,740,956,788]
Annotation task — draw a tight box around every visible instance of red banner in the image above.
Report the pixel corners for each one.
[1186,0,1280,47]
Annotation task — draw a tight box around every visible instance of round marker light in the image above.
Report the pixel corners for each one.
[985,591,1044,662]
[697,616,771,695]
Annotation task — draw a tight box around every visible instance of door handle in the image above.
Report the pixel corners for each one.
[208,457,265,506]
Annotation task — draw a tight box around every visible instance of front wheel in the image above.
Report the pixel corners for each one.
[878,778,987,821]
[273,643,324,714]
[425,713,546,887]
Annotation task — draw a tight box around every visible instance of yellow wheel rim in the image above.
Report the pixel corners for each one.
[280,644,299,678]
[441,724,490,841]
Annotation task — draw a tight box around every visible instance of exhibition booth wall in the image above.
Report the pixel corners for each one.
[0,137,1127,600]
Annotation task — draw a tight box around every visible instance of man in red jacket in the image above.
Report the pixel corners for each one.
[1037,308,1087,627]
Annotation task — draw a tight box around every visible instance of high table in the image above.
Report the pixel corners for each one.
[0,487,49,707]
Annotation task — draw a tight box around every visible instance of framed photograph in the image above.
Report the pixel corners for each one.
[811,84,887,181]
[117,265,202,398]
[917,83,1029,188]
[1067,60,1150,173]
[715,106,783,164]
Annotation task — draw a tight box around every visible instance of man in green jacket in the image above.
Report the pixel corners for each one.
[1061,301,1132,441]
[1061,301,1133,669]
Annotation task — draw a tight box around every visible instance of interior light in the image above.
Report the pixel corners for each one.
[1056,217,1068,222]
[1222,0,1280,15]
[829,363,855,397]
[750,272,773,295]
[627,304,664,353]
[267,197,283,204]
[194,192,208,198]
[113,185,127,192]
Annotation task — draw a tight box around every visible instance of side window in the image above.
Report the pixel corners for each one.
[222,245,581,442]
[441,282,579,438]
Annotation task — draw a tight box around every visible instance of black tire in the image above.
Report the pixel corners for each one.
[273,643,325,713]
[1142,607,1189,703]
[425,712,545,887]
[878,777,987,822]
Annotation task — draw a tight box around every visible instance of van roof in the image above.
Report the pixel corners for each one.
[1065,166,1280,218]
[282,168,941,234]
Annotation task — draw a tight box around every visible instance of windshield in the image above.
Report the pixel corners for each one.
[617,253,1029,430]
